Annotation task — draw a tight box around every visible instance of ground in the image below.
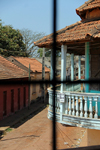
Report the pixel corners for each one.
[0,107,86,150]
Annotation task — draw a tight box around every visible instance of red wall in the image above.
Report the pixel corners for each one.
[0,81,29,121]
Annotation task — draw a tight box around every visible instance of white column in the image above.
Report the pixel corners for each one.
[60,45,67,121]
[78,56,81,80]
[71,54,74,81]
[61,45,67,93]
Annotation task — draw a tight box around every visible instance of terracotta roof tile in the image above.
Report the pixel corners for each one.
[0,56,28,80]
[76,0,100,18]
[34,0,100,48]
[34,20,100,47]
[13,57,50,73]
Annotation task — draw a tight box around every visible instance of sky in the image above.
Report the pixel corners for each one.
[0,0,86,35]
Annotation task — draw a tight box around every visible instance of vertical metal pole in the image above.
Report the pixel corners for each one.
[42,47,45,103]
[52,0,57,149]
[28,64,30,109]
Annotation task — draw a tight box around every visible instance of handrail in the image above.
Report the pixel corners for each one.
[48,86,100,129]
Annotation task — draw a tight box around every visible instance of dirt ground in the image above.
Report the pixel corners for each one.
[0,107,86,150]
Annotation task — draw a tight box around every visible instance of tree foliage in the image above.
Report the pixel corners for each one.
[0,20,28,57]
[20,28,45,57]
[37,48,51,57]
[37,48,61,57]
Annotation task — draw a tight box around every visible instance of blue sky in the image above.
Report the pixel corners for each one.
[0,0,86,35]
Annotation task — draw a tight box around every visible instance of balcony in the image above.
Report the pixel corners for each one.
[48,83,100,130]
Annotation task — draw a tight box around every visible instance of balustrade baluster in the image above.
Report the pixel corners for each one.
[89,97,93,118]
[68,95,71,115]
[72,96,75,116]
[80,96,83,117]
[65,96,68,114]
[51,94,53,111]
[49,94,51,110]
[76,96,78,116]
[94,97,98,119]
[84,96,88,118]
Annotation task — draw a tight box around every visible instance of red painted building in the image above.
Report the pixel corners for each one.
[0,56,29,121]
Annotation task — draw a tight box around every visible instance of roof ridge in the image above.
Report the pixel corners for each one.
[0,56,29,79]
[12,57,50,72]
[76,0,94,11]
[10,56,33,73]
[2,56,28,73]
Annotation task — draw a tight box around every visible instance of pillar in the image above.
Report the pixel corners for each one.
[60,45,67,121]
[85,42,90,92]
[61,45,67,93]
[78,56,81,80]
[71,54,74,81]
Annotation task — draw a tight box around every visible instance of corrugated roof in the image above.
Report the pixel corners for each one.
[34,19,100,48]
[0,56,28,80]
[13,57,50,73]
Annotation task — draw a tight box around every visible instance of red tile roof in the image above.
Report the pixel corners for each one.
[13,57,50,73]
[76,0,100,19]
[34,19,100,48]
[0,56,28,80]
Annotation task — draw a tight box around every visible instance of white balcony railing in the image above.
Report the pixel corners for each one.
[48,84,100,130]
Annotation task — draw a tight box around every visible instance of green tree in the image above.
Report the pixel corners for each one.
[37,48,51,57]
[0,20,28,57]
[20,28,45,57]
[37,48,61,57]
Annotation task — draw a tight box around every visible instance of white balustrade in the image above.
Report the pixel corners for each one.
[84,96,88,118]
[76,96,79,116]
[68,95,71,115]
[65,96,68,114]
[48,87,100,121]
[94,97,98,119]
[72,96,75,116]
[89,97,93,118]
[80,96,83,117]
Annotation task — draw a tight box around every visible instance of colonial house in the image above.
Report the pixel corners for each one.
[0,56,29,121]
[7,56,50,103]
[34,0,100,147]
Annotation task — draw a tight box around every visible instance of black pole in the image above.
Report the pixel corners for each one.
[52,0,57,149]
